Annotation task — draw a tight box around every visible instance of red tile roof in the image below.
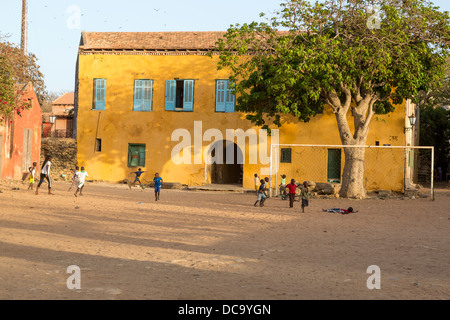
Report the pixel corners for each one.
[52,92,74,105]
[80,31,226,51]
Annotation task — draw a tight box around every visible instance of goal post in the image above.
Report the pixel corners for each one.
[269,144,435,200]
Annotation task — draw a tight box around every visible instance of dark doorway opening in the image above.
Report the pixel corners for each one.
[211,141,243,185]
[175,80,184,109]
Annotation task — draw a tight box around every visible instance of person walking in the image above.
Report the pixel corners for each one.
[254,173,260,192]
[27,162,37,190]
[279,174,287,200]
[286,179,297,208]
[153,173,163,201]
[35,156,53,195]
[68,166,79,192]
[254,179,267,207]
[74,166,89,197]
[300,181,311,213]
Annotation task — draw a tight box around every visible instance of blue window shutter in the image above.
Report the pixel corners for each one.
[94,79,106,110]
[225,80,235,113]
[93,79,98,109]
[216,80,226,112]
[183,80,194,112]
[165,80,176,111]
[98,79,106,110]
[143,80,153,111]
[134,80,143,111]
[225,86,235,113]
[134,80,153,111]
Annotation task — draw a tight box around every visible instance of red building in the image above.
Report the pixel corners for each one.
[0,82,42,180]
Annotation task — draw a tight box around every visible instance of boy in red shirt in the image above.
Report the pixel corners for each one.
[286,179,297,208]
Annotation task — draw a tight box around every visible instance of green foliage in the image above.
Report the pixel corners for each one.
[0,53,16,123]
[419,105,450,168]
[416,58,450,109]
[0,34,48,124]
[213,0,450,143]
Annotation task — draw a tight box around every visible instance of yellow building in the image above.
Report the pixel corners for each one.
[75,32,412,191]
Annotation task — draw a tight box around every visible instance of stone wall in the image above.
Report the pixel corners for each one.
[40,138,77,181]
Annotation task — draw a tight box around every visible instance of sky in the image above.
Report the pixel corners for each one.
[1,0,450,95]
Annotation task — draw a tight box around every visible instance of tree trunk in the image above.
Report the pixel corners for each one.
[339,146,366,198]
[331,92,375,199]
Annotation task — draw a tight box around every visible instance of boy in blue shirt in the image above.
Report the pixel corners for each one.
[153,173,163,201]
[130,168,145,189]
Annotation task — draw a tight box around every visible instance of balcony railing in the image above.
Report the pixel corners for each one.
[43,129,74,139]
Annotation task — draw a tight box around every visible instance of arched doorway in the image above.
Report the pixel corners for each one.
[210,140,243,185]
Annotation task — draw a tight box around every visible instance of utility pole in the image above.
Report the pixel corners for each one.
[21,0,28,54]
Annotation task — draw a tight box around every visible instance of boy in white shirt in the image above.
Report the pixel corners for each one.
[68,166,79,192]
[74,166,89,197]
[254,173,260,192]
[35,157,53,195]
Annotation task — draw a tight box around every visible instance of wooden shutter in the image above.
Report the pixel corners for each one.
[22,129,32,171]
[138,145,146,167]
[183,80,194,112]
[134,80,143,111]
[128,145,132,166]
[134,80,153,111]
[129,145,139,167]
[216,80,226,112]
[94,79,106,110]
[409,150,415,167]
[143,80,153,111]
[165,80,176,111]
[128,144,146,167]
[225,81,235,113]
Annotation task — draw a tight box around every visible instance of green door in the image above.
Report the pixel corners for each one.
[327,149,341,183]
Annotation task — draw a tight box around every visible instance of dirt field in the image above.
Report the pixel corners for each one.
[0,180,449,300]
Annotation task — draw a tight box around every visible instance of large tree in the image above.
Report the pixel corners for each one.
[416,59,450,110]
[0,49,17,125]
[420,104,450,178]
[0,34,48,119]
[214,0,450,198]
[416,59,450,179]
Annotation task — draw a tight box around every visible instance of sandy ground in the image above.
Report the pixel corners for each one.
[0,180,449,300]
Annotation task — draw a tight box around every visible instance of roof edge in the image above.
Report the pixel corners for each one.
[78,31,225,51]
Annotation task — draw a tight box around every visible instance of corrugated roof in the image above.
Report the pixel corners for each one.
[80,31,226,51]
[52,92,74,105]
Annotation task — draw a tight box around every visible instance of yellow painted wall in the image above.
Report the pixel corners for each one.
[76,53,407,191]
